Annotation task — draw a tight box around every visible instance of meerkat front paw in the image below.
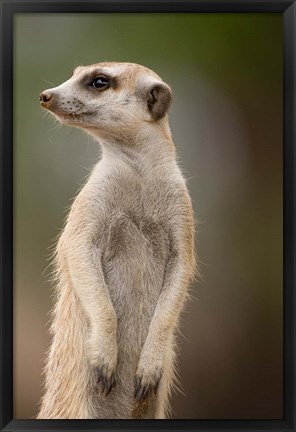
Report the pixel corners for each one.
[86,332,118,396]
[95,364,117,396]
[134,362,163,401]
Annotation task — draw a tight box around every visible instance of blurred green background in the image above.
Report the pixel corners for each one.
[14,13,283,419]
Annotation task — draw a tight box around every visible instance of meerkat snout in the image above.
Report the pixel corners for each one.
[40,62,172,136]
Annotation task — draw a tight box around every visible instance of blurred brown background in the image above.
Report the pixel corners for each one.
[14,13,283,419]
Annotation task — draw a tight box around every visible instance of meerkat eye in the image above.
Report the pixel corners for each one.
[89,76,110,89]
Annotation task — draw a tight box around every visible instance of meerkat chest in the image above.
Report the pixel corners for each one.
[103,209,169,261]
[99,173,177,263]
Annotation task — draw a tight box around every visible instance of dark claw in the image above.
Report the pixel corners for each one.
[154,377,161,394]
[135,378,148,401]
[141,384,150,400]
[111,373,117,388]
[100,374,105,392]
[95,367,102,383]
[134,377,141,398]
[135,384,145,401]
[104,381,112,396]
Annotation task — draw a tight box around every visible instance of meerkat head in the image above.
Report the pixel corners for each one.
[39,62,172,141]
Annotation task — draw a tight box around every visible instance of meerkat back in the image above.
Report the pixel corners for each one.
[38,62,196,419]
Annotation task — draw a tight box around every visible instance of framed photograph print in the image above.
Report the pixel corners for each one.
[0,0,295,431]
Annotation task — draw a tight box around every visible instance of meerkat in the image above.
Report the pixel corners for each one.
[37,62,197,419]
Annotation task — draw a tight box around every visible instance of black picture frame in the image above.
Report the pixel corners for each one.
[0,0,295,431]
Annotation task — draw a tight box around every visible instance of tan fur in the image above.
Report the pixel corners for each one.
[37,62,197,419]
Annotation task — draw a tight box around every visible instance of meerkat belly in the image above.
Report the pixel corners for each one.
[101,211,170,354]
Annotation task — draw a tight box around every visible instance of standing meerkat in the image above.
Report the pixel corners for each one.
[37,62,197,419]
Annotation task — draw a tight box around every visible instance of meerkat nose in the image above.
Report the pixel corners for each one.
[39,91,53,105]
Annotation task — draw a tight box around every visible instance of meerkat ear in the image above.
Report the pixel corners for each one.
[147,82,172,120]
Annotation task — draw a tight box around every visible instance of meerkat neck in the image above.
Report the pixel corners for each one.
[88,121,176,170]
